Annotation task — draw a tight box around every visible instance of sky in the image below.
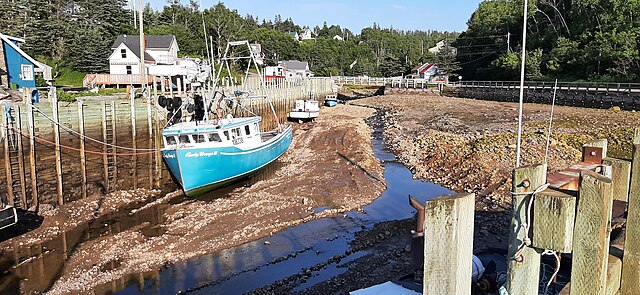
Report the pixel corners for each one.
[144,0,485,33]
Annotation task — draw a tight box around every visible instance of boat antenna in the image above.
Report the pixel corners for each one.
[200,0,212,121]
[544,79,558,164]
[515,0,529,168]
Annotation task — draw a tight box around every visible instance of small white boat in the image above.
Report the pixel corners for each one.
[289,99,320,120]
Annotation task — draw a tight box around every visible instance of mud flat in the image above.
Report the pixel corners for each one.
[355,93,640,248]
[0,104,385,294]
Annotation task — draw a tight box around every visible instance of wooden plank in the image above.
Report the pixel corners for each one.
[621,143,640,295]
[571,170,613,295]
[532,188,576,253]
[506,163,546,295]
[423,193,475,295]
[26,97,38,209]
[78,101,87,199]
[634,128,640,145]
[130,99,137,190]
[602,157,632,202]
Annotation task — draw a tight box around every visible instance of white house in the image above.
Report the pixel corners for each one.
[109,35,179,75]
[300,29,314,41]
[333,35,344,41]
[279,60,313,80]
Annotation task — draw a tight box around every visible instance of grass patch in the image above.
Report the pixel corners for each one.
[54,68,86,87]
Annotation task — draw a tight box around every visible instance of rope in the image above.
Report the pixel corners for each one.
[29,103,164,152]
[0,123,157,156]
[512,183,550,261]
[545,79,559,164]
[542,250,561,295]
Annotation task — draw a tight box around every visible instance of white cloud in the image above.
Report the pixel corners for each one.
[391,4,406,11]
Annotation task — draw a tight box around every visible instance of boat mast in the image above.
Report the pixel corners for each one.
[515,0,529,168]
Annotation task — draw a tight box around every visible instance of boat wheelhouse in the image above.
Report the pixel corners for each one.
[289,99,320,120]
[325,94,338,107]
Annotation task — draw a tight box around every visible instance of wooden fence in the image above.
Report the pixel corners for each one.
[422,131,640,295]
[0,77,333,210]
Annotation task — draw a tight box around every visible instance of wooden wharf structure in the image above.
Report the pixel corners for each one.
[0,77,333,210]
[420,130,640,295]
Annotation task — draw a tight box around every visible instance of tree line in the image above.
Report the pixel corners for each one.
[0,0,457,79]
[456,0,640,82]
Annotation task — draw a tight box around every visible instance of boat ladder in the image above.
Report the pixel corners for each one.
[3,106,26,209]
[102,101,118,192]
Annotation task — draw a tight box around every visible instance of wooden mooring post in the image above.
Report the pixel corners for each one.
[423,193,475,295]
[26,94,38,208]
[50,87,63,205]
[77,100,87,199]
[570,171,613,295]
[506,164,547,295]
[621,142,640,294]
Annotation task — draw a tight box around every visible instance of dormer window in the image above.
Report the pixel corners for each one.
[121,49,127,58]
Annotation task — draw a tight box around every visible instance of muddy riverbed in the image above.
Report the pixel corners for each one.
[0,104,388,294]
[2,94,637,294]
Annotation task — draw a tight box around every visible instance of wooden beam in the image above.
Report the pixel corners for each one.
[26,96,38,209]
[506,163,547,295]
[621,144,640,295]
[77,101,87,199]
[50,89,63,205]
[2,103,15,206]
[423,193,475,295]
[571,170,613,295]
[602,157,632,202]
[532,188,576,253]
[633,128,640,145]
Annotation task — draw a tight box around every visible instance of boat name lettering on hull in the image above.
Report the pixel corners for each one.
[185,151,219,158]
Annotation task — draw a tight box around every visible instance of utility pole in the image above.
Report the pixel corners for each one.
[139,0,145,88]
[507,32,511,53]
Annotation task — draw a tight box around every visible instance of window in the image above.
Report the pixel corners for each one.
[165,136,177,145]
[207,133,222,142]
[244,125,251,135]
[254,123,260,133]
[232,128,241,138]
[126,66,132,75]
[193,134,206,143]
[20,64,33,81]
[121,49,127,58]
[179,135,191,144]
[223,131,230,141]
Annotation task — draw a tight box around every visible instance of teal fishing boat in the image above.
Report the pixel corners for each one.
[325,94,338,107]
[162,41,292,197]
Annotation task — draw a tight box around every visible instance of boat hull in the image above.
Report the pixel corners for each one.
[325,100,338,107]
[289,111,319,119]
[163,126,293,197]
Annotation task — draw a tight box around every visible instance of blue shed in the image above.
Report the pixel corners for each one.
[0,34,51,89]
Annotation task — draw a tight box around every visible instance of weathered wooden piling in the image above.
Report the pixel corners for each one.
[621,143,640,295]
[423,193,475,295]
[602,157,631,202]
[506,164,546,295]
[78,101,87,199]
[26,95,38,208]
[532,188,576,253]
[570,170,613,295]
[50,88,63,205]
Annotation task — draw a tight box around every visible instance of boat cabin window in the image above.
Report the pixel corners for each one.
[165,136,177,146]
[179,135,191,144]
[244,125,251,135]
[223,131,230,141]
[231,128,241,138]
[254,123,259,133]
[193,134,206,143]
[207,133,222,142]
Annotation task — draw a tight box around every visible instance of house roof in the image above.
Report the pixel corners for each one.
[0,33,50,78]
[281,60,309,71]
[111,35,178,62]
